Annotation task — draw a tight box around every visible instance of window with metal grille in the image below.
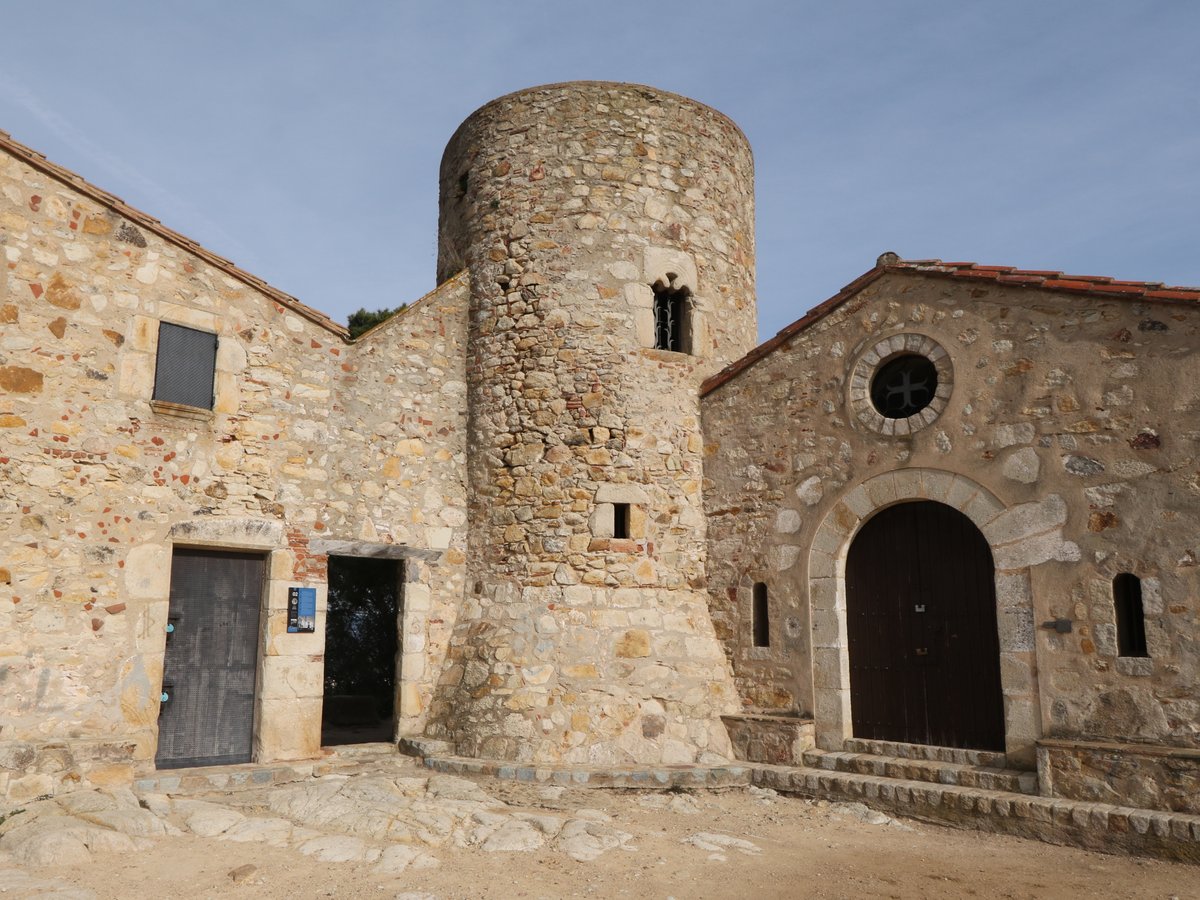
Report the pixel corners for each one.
[752,582,770,647]
[652,277,691,353]
[153,322,218,409]
[1114,573,1149,658]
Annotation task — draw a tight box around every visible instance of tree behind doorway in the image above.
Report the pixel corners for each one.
[322,556,400,745]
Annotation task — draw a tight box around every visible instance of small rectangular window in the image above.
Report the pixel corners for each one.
[153,322,218,410]
[613,503,630,540]
[1114,573,1149,658]
[752,582,769,648]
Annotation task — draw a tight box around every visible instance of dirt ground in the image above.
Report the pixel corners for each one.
[33,779,1196,900]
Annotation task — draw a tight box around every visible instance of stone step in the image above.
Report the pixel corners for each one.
[420,754,752,790]
[842,738,1008,768]
[753,764,1200,863]
[313,754,413,778]
[803,749,1038,795]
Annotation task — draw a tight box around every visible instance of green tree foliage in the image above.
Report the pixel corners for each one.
[347,304,407,338]
[324,556,399,718]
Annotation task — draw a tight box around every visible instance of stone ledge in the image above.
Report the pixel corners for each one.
[148,399,215,422]
[1038,738,1200,761]
[723,713,815,766]
[752,764,1200,863]
[1038,738,1200,815]
[308,539,443,561]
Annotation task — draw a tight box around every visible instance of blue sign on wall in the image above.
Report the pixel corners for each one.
[287,587,317,633]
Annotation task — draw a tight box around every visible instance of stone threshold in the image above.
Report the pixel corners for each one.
[133,744,409,797]
[754,763,1200,864]
[133,760,317,796]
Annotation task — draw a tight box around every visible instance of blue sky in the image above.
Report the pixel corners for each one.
[2,2,1196,339]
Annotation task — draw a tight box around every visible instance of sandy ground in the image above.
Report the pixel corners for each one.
[21,778,1196,900]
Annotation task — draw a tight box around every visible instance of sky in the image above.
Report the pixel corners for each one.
[1,1,1197,340]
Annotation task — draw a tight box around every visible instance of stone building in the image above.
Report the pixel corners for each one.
[1,82,1197,820]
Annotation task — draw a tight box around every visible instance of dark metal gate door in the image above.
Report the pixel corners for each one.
[845,500,1005,751]
[156,549,264,769]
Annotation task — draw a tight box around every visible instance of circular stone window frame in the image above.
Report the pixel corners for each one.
[848,333,953,436]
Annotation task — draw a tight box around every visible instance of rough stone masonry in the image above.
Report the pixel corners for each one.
[1,81,1197,820]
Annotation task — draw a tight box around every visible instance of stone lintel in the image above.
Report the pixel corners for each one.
[309,539,442,562]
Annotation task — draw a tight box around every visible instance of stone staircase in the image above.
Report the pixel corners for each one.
[752,738,1200,863]
[803,738,1039,795]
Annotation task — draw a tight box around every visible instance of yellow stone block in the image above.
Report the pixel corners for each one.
[562,664,598,679]
[394,438,425,456]
[87,763,134,787]
[128,316,157,352]
[117,352,154,398]
[213,372,239,414]
[120,682,156,728]
[614,629,651,658]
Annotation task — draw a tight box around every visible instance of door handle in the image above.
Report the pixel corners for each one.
[914,647,929,656]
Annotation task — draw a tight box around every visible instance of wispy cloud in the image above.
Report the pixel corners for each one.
[0,70,255,263]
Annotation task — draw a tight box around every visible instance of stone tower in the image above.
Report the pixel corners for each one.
[427,82,757,765]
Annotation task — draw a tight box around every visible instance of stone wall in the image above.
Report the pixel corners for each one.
[425,82,757,765]
[324,276,471,733]
[0,142,470,800]
[701,270,1200,765]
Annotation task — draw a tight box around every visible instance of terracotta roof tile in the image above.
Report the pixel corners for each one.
[0,128,349,339]
[701,258,1199,397]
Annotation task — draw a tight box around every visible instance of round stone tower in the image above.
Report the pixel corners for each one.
[427,82,757,765]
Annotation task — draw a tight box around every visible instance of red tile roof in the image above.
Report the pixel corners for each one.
[900,259,1200,301]
[701,258,1200,397]
[0,129,349,339]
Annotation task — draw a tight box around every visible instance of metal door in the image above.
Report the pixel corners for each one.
[156,548,264,768]
[845,500,1005,751]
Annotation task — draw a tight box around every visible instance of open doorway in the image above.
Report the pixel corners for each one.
[322,555,401,746]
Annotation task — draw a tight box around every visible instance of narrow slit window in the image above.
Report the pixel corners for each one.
[613,503,630,540]
[1114,573,1149,658]
[652,275,691,353]
[752,582,769,648]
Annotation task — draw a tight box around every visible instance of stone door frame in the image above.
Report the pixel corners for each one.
[809,469,1043,766]
[159,518,303,765]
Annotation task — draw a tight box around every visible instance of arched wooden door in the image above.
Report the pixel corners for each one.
[845,500,1005,751]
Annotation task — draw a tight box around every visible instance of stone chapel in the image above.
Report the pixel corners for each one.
[1,82,1197,833]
